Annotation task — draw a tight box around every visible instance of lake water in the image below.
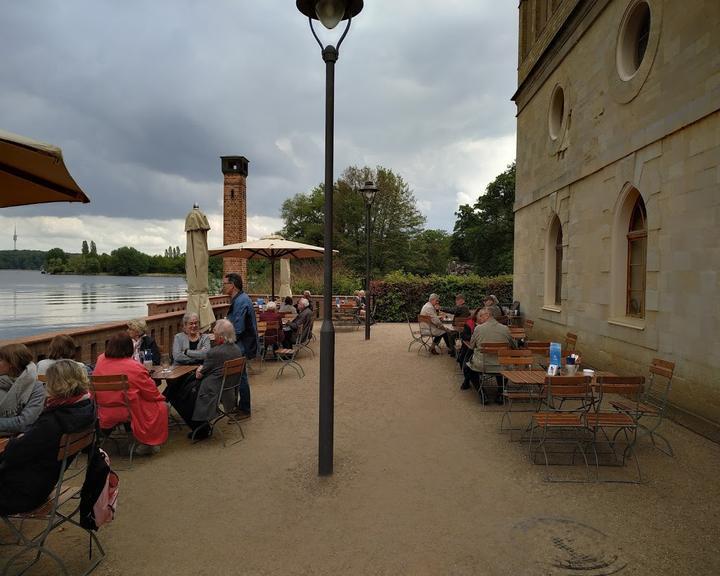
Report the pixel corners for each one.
[0,270,187,341]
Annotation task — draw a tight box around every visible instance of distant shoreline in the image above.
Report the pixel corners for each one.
[0,269,185,278]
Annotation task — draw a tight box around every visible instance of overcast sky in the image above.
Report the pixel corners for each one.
[0,0,518,255]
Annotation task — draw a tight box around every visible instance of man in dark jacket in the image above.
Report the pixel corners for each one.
[441,294,471,318]
[285,298,313,344]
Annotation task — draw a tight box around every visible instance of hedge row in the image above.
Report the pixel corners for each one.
[370,272,514,322]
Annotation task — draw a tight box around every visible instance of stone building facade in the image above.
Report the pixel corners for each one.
[221,156,249,281]
[512,0,720,438]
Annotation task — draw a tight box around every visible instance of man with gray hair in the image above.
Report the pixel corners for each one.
[420,293,451,355]
[462,308,515,402]
[167,319,250,440]
[286,297,313,343]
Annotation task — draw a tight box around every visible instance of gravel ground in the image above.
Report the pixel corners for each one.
[3,322,719,575]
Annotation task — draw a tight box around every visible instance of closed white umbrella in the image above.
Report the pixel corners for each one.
[185,205,215,332]
[279,258,292,298]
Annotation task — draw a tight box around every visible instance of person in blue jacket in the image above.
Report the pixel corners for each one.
[221,273,256,416]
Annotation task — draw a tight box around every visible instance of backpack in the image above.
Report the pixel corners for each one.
[80,447,119,530]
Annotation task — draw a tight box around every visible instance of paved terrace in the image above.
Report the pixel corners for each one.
[4,322,719,575]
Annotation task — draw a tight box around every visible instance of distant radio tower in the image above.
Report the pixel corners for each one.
[13,225,18,251]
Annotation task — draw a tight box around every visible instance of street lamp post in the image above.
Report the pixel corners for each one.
[359,180,378,341]
[295,0,364,476]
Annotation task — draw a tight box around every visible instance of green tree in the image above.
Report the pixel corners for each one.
[407,229,451,275]
[281,165,425,277]
[108,247,149,276]
[45,248,68,271]
[81,240,89,256]
[90,241,97,256]
[450,162,515,276]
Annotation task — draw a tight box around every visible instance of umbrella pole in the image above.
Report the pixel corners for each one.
[271,258,276,301]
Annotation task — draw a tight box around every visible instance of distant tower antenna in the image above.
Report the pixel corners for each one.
[13,225,17,251]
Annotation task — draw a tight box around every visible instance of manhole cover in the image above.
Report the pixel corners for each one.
[511,517,627,575]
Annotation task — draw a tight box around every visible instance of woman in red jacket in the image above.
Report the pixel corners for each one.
[93,333,168,454]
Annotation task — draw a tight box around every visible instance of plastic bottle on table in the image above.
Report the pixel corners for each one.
[549,342,562,368]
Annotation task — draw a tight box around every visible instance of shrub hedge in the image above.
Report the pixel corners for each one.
[370,272,513,322]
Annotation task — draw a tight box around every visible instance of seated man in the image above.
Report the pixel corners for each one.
[441,293,470,318]
[440,293,470,353]
[169,319,249,440]
[285,297,313,344]
[462,307,515,403]
[420,293,451,355]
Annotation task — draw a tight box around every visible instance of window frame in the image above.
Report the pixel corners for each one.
[625,198,647,318]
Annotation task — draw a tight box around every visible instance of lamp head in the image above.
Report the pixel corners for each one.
[296,0,364,29]
[359,180,378,205]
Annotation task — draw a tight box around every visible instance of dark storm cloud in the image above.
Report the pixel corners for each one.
[0,1,518,231]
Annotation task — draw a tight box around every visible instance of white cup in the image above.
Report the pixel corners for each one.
[582,368,594,377]
[565,364,578,376]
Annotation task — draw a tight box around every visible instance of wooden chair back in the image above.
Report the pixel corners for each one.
[453,316,469,331]
[91,374,128,392]
[564,332,578,352]
[545,375,593,410]
[650,358,675,380]
[495,348,532,357]
[57,428,95,461]
[498,356,534,369]
[223,357,247,378]
[524,319,534,331]
[417,315,433,335]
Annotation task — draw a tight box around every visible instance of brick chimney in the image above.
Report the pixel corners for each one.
[221,156,249,282]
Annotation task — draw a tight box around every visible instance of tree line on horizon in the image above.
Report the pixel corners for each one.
[1,162,515,281]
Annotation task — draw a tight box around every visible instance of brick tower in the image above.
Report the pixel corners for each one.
[221,156,249,282]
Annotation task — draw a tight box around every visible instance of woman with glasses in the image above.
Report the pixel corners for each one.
[172,312,211,366]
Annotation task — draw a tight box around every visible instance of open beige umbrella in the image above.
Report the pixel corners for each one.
[0,129,89,207]
[185,205,215,332]
[209,234,333,300]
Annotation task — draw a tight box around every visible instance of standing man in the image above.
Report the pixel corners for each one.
[222,273,256,416]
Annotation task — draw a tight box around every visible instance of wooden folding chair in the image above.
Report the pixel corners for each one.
[529,376,594,482]
[199,357,247,447]
[91,374,136,468]
[416,315,435,355]
[275,329,306,380]
[498,355,542,433]
[297,318,315,358]
[524,319,534,338]
[564,332,578,354]
[589,376,645,483]
[610,358,675,456]
[406,313,428,353]
[1,428,105,576]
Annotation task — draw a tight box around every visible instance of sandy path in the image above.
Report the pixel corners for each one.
[4,322,719,575]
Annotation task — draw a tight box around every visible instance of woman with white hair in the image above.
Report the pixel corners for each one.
[127,318,160,365]
[169,319,249,440]
[172,312,211,365]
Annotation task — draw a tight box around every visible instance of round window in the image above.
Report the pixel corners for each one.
[617,1,651,81]
[548,85,565,141]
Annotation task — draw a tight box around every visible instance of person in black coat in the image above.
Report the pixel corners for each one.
[127,318,161,365]
[0,360,96,515]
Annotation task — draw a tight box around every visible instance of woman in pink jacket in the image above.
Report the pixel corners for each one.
[93,333,168,454]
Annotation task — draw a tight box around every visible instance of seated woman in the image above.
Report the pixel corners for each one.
[457,308,481,382]
[278,296,297,316]
[127,318,161,365]
[93,333,168,455]
[0,343,46,435]
[0,360,95,515]
[169,320,245,440]
[36,334,89,376]
[172,312,211,365]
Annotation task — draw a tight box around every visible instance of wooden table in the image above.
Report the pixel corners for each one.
[150,365,196,385]
[500,370,617,385]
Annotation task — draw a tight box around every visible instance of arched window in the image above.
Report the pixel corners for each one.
[626,196,647,317]
[554,224,563,306]
[544,214,563,309]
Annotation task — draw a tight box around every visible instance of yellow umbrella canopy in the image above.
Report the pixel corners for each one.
[185,205,215,332]
[209,235,332,299]
[0,129,89,207]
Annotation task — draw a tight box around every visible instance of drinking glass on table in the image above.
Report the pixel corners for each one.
[160,353,171,374]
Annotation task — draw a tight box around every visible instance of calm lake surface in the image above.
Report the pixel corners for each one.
[0,270,187,341]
